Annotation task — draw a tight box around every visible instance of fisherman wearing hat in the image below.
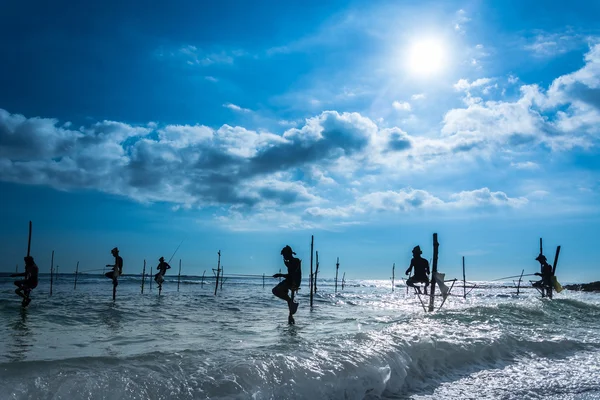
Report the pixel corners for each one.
[105,247,123,287]
[405,245,430,295]
[533,253,553,295]
[272,245,302,324]
[11,255,39,307]
[154,256,171,289]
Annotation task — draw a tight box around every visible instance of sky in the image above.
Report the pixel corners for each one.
[1,0,600,282]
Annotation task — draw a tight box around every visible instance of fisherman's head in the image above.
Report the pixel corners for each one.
[535,254,547,263]
[281,245,296,258]
[159,256,165,262]
[111,247,119,256]
[412,246,422,256]
[24,256,34,264]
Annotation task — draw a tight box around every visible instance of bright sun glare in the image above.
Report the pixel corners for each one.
[407,38,446,75]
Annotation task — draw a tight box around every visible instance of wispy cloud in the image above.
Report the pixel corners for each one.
[392,101,412,111]
[223,103,251,113]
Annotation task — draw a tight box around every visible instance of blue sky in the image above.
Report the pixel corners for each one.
[1,0,600,282]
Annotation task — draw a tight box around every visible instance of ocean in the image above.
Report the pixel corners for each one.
[1,273,600,400]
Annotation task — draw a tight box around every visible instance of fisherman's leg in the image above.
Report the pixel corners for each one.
[14,281,26,299]
[272,281,292,302]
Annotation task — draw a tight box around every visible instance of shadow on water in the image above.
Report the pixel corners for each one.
[7,307,32,362]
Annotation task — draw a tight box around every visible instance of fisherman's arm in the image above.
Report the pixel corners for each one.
[273,273,289,278]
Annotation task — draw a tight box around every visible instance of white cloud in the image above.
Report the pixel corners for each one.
[454,9,471,34]
[411,93,426,100]
[453,78,494,92]
[510,161,540,170]
[392,101,412,111]
[223,103,251,113]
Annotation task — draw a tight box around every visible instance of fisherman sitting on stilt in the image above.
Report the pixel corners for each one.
[272,245,302,324]
[154,256,171,290]
[105,247,123,288]
[405,245,430,295]
[532,253,553,297]
[11,256,39,307]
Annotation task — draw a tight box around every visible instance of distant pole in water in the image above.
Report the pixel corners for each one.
[178,259,182,292]
[341,272,346,290]
[141,259,146,294]
[214,250,221,296]
[220,265,224,290]
[201,270,206,286]
[516,269,524,296]
[314,251,319,293]
[335,257,339,293]
[50,250,55,296]
[540,237,543,255]
[262,273,265,289]
[462,256,466,299]
[428,233,439,312]
[310,235,314,309]
[27,220,32,257]
[391,263,395,293]
[74,261,79,290]
[552,246,561,276]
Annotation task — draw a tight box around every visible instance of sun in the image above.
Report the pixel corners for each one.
[407,38,446,75]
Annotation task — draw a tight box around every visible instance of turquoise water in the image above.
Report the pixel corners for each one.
[1,274,600,399]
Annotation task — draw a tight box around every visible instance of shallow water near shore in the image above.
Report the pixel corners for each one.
[1,274,600,399]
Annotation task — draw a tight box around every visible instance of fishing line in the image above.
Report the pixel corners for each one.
[167,238,186,264]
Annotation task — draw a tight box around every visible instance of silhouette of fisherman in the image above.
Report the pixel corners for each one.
[533,253,553,296]
[154,256,171,289]
[272,245,302,324]
[11,256,39,307]
[105,247,123,288]
[405,245,430,295]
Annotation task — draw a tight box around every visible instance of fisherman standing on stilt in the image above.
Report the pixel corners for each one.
[272,245,301,324]
[105,247,123,289]
[405,245,430,295]
[154,256,171,291]
[11,256,39,307]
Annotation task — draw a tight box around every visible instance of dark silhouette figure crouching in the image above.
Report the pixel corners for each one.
[405,245,430,295]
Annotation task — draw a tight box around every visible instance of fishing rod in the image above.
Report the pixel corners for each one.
[490,273,536,282]
[167,238,186,264]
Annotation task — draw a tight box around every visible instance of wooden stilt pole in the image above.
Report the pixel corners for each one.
[262,273,265,289]
[141,260,146,294]
[201,270,205,286]
[220,266,224,290]
[516,269,524,296]
[214,250,221,295]
[310,235,314,308]
[74,261,79,290]
[335,257,339,293]
[391,263,395,292]
[341,272,346,290]
[549,246,561,299]
[540,238,543,255]
[50,250,54,296]
[428,233,439,312]
[314,251,319,293]
[27,221,32,257]
[462,256,466,299]
[178,259,182,292]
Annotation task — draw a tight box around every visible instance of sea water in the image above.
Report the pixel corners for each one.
[1,273,600,400]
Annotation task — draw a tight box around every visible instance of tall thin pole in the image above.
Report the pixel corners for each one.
[314,251,319,293]
[428,233,439,312]
[141,260,146,294]
[27,221,32,257]
[262,273,265,289]
[310,235,314,308]
[391,263,395,292]
[341,272,346,290]
[50,250,55,296]
[178,259,182,292]
[335,257,339,293]
[201,270,205,286]
[540,238,543,254]
[74,261,79,290]
[462,256,466,299]
[516,269,524,296]
[214,250,221,295]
